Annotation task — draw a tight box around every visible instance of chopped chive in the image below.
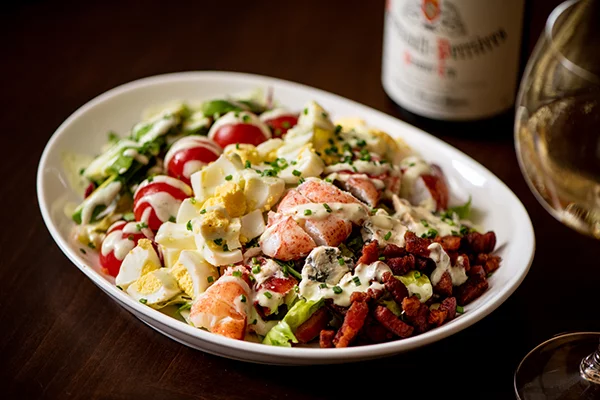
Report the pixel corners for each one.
[356,139,366,147]
[251,319,257,325]
[178,303,192,312]
[451,230,460,236]
[487,273,493,278]
[225,174,233,181]
[252,257,259,265]
[252,264,261,274]
[337,257,345,266]
[319,283,328,289]
[420,219,429,227]
[232,270,242,278]
[236,143,240,149]
[87,242,96,249]
[378,256,385,261]
[127,235,134,241]
[384,231,392,241]
[334,125,342,133]
[248,274,256,283]
[352,276,361,286]
[324,178,332,183]
[245,160,251,168]
[298,177,305,184]
[190,198,197,204]
[139,298,148,304]
[282,121,291,129]
[169,216,176,223]
[116,285,123,290]
[80,248,86,254]
[321,111,328,118]
[147,176,154,182]
[408,162,416,167]
[207,276,214,283]
[240,294,247,303]
[136,222,148,231]
[294,285,299,293]
[303,108,308,115]
[460,226,470,235]
[213,238,223,246]
[414,271,421,278]
[186,220,193,231]
[323,203,332,213]
[291,160,297,165]
[414,293,422,300]
[79,168,85,175]
[304,209,312,216]
[456,306,464,313]
[264,291,272,299]
[292,169,301,177]
[332,286,343,294]
[200,209,207,214]
[222,244,229,252]
[242,115,251,123]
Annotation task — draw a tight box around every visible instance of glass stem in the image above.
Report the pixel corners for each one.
[580,340,600,384]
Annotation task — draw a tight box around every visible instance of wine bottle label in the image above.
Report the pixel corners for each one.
[382,0,524,120]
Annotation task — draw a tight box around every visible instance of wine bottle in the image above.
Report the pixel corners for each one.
[382,0,525,122]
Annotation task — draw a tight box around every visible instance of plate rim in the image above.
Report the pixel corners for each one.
[36,70,536,363]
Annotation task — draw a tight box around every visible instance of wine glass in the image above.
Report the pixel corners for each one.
[514,0,600,398]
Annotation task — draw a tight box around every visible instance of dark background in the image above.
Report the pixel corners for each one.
[1,0,597,399]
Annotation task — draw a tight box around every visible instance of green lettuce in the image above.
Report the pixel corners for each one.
[262,298,324,347]
[445,196,472,219]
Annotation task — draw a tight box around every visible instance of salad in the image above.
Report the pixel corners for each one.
[70,91,501,348]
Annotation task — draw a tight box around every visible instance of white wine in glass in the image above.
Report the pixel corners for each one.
[514,0,600,399]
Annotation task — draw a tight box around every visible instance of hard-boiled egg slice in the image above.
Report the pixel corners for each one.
[176,198,205,224]
[190,155,240,203]
[297,101,335,131]
[155,221,196,251]
[170,250,219,298]
[241,170,285,212]
[278,146,324,184]
[115,239,161,290]
[240,209,266,243]
[126,268,181,307]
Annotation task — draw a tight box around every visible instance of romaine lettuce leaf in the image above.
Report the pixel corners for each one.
[262,298,324,347]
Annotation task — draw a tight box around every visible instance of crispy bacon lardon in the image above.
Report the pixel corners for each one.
[295,307,330,344]
[456,269,489,306]
[386,254,415,276]
[428,309,448,327]
[434,235,461,252]
[461,231,497,254]
[433,271,453,297]
[357,240,380,265]
[333,298,370,348]
[404,231,432,258]
[382,272,409,304]
[373,305,414,338]
[402,295,430,334]
[476,253,502,274]
[319,329,335,348]
[439,297,457,321]
[382,243,406,259]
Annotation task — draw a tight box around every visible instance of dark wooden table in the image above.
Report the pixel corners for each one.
[2,1,598,399]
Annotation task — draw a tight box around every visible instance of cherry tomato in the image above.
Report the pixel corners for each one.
[165,136,221,185]
[133,176,192,231]
[263,114,298,138]
[99,220,148,277]
[210,123,269,148]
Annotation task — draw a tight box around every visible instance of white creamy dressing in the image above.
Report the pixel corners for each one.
[324,160,391,176]
[392,196,461,237]
[137,192,182,223]
[136,114,178,144]
[282,202,368,225]
[428,243,468,286]
[80,181,122,225]
[101,221,150,259]
[326,172,386,190]
[84,140,139,179]
[299,261,390,307]
[122,148,149,165]
[134,175,192,198]
[404,279,433,303]
[252,259,287,313]
[399,156,432,199]
[361,210,408,247]
[183,160,205,178]
[183,111,211,133]
[207,111,271,141]
[164,136,222,168]
[247,306,278,336]
[259,108,294,122]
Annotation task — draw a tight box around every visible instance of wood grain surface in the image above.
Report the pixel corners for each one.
[1,1,598,399]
